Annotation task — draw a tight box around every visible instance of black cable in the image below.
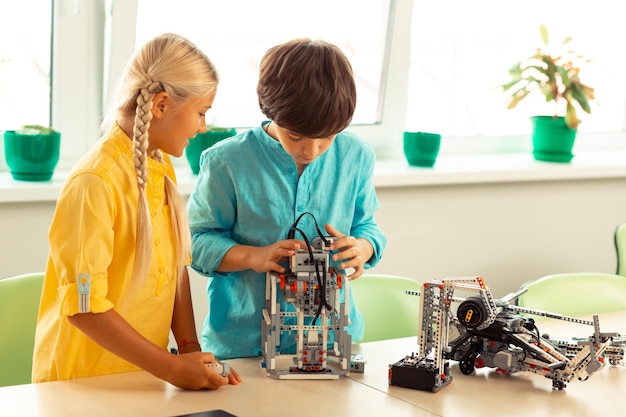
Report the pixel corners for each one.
[313,260,324,324]
[286,212,335,326]
[288,227,314,262]
[288,212,329,246]
[312,258,334,325]
[524,319,541,345]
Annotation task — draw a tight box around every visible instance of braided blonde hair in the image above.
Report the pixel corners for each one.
[103,33,218,294]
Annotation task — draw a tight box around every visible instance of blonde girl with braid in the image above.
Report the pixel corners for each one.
[32,33,241,389]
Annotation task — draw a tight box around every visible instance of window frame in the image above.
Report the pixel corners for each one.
[104,0,412,161]
[51,0,105,170]
[43,0,626,174]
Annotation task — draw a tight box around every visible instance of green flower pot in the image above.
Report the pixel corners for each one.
[185,128,237,174]
[4,130,61,181]
[403,131,441,167]
[531,116,577,163]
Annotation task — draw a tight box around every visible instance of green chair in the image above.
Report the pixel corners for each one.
[516,272,626,317]
[0,272,44,387]
[350,274,422,343]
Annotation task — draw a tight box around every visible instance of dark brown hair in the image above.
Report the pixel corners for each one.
[257,38,356,138]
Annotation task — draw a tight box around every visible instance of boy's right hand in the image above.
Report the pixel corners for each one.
[250,239,306,273]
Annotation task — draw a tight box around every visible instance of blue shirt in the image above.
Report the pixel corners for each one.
[187,122,387,359]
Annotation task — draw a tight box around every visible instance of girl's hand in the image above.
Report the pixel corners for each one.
[324,224,373,280]
[207,360,242,386]
[224,365,242,385]
[168,351,241,390]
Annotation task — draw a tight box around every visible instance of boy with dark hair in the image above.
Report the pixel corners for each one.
[187,38,387,359]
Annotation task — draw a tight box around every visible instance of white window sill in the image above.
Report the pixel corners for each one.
[2,150,626,203]
[372,150,626,187]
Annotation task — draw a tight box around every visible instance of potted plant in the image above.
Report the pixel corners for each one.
[3,124,61,181]
[185,125,237,174]
[501,24,595,162]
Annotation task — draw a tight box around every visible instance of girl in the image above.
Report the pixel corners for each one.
[32,33,240,390]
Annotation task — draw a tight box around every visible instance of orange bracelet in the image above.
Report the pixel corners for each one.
[178,339,201,348]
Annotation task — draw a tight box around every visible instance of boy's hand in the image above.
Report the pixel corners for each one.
[324,224,373,280]
[250,239,307,273]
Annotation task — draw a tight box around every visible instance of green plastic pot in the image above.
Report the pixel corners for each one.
[185,128,237,174]
[4,130,61,181]
[531,116,577,163]
[403,131,441,167]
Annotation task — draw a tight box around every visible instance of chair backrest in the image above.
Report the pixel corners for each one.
[0,272,44,387]
[615,222,626,277]
[516,272,626,317]
[350,274,422,343]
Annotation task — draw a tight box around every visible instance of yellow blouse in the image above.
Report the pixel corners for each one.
[33,124,179,382]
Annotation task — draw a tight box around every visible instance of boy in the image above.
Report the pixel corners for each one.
[187,38,387,359]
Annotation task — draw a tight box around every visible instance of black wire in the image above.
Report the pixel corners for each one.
[312,258,334,325]
[288,227,314,263]
[287,212,329,245]
[286,212,335,326]
[313,260,324,324]
[524,319,541,344]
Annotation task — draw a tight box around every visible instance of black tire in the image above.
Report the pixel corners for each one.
[459,359,475,375]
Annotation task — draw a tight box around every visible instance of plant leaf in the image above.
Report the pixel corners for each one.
[565,104,579,129]
[540,24,549,45]
[569,85,592,114]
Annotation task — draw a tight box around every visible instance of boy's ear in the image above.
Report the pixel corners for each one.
[151,92,170,118]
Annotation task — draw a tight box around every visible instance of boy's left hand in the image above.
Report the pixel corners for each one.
[324,224,373,280]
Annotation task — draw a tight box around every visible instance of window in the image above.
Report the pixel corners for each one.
[134,0,390,129]
[2,0,625,174]
[104,0,406,159]
[105,0,411,159]
[407,0,626,153]
[0,1,52,132]
[0,0,105,171]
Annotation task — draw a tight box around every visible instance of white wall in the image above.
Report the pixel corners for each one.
[371,178,626,297]
[2,176,626,335]
[0,201,55,276]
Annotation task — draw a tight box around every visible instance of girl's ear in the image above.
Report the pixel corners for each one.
[151,91,170,118]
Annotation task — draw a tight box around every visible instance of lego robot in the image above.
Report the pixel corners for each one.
[389,276,625,391]
[261,234,352,379]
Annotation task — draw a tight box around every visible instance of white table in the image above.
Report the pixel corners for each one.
[0,351,431,417]
[1,311,623,417]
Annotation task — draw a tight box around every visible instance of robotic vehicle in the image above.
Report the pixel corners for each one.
[389,276,625,391]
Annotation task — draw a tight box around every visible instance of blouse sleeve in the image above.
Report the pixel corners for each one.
[49,172,116,315]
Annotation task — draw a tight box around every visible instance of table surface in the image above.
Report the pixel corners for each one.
[1,311,624,417]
